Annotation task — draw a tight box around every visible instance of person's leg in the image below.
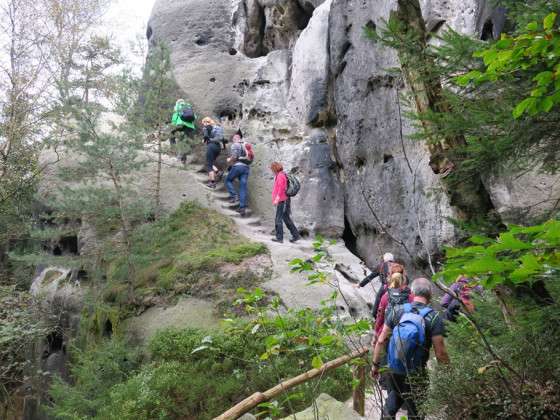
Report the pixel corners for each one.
[226,166,240,200]
[238,166,249,209]
[207,144,219,184]
[382,374,406,419]
[282,199,300,240]
[274,202,285,242]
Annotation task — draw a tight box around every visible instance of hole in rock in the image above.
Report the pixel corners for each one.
[229,48,237,55]
[365,20,376,32]
[146,25,153,40]
[210,77,216,82]
[46,330,64,355]
[77,269,88,281]
[349,307,358,317]
[383,154,394,163]
[294,2,313,30]
[343,217,359,257]
[481,19,494,41]
[354,156,366,168]
[103,320,113,338]
[59,235,79,255]
[53,246,62,256]
[338,306,346,311]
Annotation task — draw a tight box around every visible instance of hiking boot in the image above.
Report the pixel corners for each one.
[289,236,300,243]
[235,207,245,213]
[238,208,247,217]
[228,196,239,204]
[207,181,216,189]
[271,238,283,243]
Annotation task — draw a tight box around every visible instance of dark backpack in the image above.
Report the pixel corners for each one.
[388,303,432,375]
[179,106,195,123]
[286,173,301,197]
[388,288,410,306]
[238,142,254,165]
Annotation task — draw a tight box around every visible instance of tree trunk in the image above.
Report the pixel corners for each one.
[109,164,135,303]
[392,0,498,222]
[155,127,162,219]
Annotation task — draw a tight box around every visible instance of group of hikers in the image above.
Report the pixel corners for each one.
[170,100,482,418]
[170,99,302,243]
[355,252,481,419]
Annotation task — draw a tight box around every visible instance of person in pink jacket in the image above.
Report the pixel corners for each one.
[270,162,300,243]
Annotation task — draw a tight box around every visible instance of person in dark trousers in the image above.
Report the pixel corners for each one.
[354,253,406,319]
[270,162,300,244]
[372,277,449,419]
[201,117,225,189]
[170,99,196,164]
[226,132,250,216]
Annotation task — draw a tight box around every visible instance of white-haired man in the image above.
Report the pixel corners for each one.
[372,277,449,419]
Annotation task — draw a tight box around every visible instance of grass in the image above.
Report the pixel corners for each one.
[103,202,267,308]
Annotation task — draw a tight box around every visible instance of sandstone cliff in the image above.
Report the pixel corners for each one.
[147,0,560,268]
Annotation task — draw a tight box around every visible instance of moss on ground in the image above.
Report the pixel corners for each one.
[103,202,268,308]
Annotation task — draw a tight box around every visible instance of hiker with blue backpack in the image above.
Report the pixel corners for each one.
[270,162,301,244]
[170,99,196,164]
[225,130,254,217]
[202,117,226,189]
[372,277,449,419]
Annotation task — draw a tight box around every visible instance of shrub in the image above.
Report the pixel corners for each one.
[424,286,560,419]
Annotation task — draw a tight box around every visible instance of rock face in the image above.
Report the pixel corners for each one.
[279,393,362,420]
[148,0,560,268]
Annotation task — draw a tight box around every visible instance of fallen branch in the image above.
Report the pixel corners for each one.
[214,347,370,420]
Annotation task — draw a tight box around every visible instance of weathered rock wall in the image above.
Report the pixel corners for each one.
[148,0,560,267]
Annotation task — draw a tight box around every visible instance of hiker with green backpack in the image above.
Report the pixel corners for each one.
[170,99,197,164]
[270,162,301,244]
[372,277,449,419]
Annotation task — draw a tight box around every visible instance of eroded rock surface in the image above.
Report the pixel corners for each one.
[148,0,560,269]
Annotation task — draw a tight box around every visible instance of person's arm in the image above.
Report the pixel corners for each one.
[372,324,392,376]
[432,335,450,364]
[371,286,387,319]
[357,268,380,287]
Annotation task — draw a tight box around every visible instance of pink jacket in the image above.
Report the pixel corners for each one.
[272,171,288,205]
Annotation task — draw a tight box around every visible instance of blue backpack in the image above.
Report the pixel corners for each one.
[388,303,432,375]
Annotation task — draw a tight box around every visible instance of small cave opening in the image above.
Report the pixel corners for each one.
[44,330,64,359]
[53,246,62,256]
[348,306,358,318]
[77,269,88,281]
[103,320,113,338]
[229,47,238,55]
[210,77,216,82]
[343,217,359,257]
[59,235,79,255]
[146,25,153,41]
[354,156,366,168]
[383,154,394,163]
[481,19,494,41]
[217,109,237,121]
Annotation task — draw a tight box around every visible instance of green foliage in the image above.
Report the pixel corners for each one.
[48,339,142,420]
[424,286,560,418]
[437,219,560,289]
[0,286,51,406]
[50,322,352,420]
[369,1,560,181]
[458,12,560,118]
[103,201,267,307]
